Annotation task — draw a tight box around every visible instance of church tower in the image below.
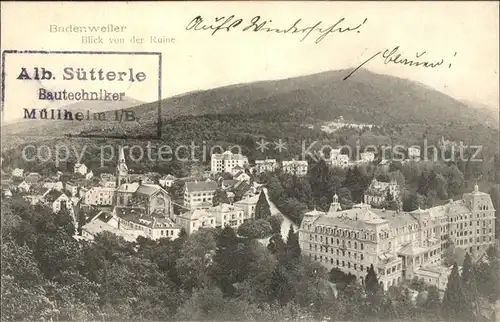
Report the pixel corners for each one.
[116,146,129,187]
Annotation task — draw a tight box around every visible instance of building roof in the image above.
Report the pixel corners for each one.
[179,208,215,221]
[207,203,243,214]
[234,194,259,205]
[24,176,41,185]
[135,184,163,196]
[282,160,308,166]
[116,182,140,193]
[44,190,66,203]
[100,173,114,179]
[234,171,246,178]
[212,151,248,161]
[83,219,138,242]
[222,179,238,188]
[255,159,276,164]
[30,184,51,196]
[71,197,81,205]
[185,181,218,193]
[399,242,429,256]
[117,207,179,229]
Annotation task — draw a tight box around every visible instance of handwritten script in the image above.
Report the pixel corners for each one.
[344,46,457,80]
[186,15,368,44]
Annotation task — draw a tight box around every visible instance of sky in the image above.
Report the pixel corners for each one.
[1,1,499,122]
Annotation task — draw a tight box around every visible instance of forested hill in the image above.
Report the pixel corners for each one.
[1,68,498,161]
[131,68,497,127]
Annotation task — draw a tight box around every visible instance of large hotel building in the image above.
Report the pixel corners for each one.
[299,185,496,290]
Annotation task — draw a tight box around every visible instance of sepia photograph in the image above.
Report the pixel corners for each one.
[1,1,499,321]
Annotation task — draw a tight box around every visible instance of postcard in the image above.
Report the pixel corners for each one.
[1,1,499,321]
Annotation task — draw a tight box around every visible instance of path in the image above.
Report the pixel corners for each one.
[258,187,298,245]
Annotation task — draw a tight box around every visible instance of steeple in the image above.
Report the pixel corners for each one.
[116,146,129,186]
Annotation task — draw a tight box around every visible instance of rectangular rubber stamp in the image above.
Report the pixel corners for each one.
[1,50,162,139]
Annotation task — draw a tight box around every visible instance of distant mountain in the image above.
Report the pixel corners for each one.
[2,69,498,155]
[129,68,495,127]
[1,96,146,143]
[460,99,499,129]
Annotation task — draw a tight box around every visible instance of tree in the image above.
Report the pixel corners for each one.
[385,189,394,202]
[211,226,244,295]
[267,263,295,305]
[267,214,284,235]
[425,285,441,312]
[365,264,384,316]
[237,219,273,239]
[267,233,286,258]
[255,191,272,220]
[212,189,229,206]
[286,225,301,262]
[442,262,471,321]
[175,229,217,290]
[462,252,473,286]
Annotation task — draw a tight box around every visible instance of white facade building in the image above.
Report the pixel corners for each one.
[211,151,249,174]
[74,163,88,176]
[282,160,308,176]
[255,159,277,174]
[299,185,495,291]
[85,187,116,206]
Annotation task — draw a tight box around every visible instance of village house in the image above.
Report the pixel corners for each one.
[207,203,246,229]
[85,170,94,180]
[65,180,81,197]
[358,152,376,163]
[18,172,42,192]
[408,147,421,161]
[364,178,400,206]
[282,159,308,176]
[18,180,32,192]
[183,181,218,209]
[177,208,217,234]
[27,185,52,205]
[44,190,72,213]
[43,180,64,191]
[159,174,176,188]
[211,150,249,174]
[11,168,24,178]
[234,171,251,183]
[322,149,350,168]
[2,187,13,198]
[233,194,259,220]
[85,186,116,206]
[82,218,138,242]
[74,163,88,176]
[255,159,277,174]
[115,207,181,240]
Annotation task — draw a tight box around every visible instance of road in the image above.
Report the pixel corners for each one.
[258,187,298,245]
